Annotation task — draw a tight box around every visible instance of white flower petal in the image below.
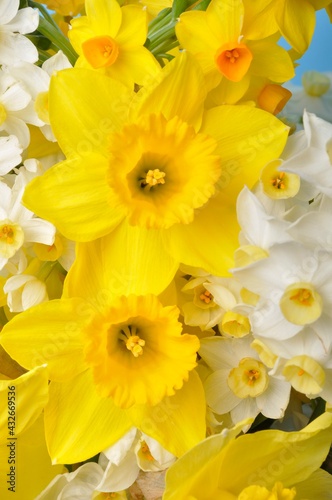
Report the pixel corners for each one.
[0,135,22,174]
[0,0,19,25]
[0,32,38,65]
[22,218,56,245]
[1,81,31,111]
[3,114,29,148]
[4,7,39,35]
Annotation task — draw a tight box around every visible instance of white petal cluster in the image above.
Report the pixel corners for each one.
[0,0,39,66]
[230,110,332,408]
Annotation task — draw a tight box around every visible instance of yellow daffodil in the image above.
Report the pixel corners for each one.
[23,53,288,281]
[176,0,294,104]
[163,412,332,499]
[0,248,205,464]
[0,366,64,499]
[243,0,332,55]
[69,0,160,87]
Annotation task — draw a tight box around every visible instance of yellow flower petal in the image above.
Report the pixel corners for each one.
[116,4,149,48]
[48,68,131,157]
[85,0,122,35]
[45,369,132,464]
[163,192,239,276]
[248,38,295,82]
[0,366,48,442]
[131,52,206,130]
[0,414,64,500]
[128,370,206,457]
[276,0,315,54]
[200,105,289,196]
[163,419,250,499]
[219,412,332,492]
[63,220,178,299]
[0,299,89,381]
[23,155,125,242]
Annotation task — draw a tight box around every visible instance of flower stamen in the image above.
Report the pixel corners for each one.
[140,168,166,190]
[119,324,145,357]
[199,290,213,304]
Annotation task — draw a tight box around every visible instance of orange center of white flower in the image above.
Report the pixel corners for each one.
[0,221,25,258]
[82,35,119,69]
[215,42,253,82]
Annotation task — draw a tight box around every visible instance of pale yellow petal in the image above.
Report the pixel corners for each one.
[131,52,206,130]
[0,415,64,500]
[0,299,89,381]
[64,220,178,300]
[0,366,48,442]
[23,155,125,242]
[49,68,131,157]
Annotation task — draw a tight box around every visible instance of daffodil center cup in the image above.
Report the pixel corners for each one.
[215,42,253,82]
[83,295,200,408]
[82,35,119,69]
[107,114,221,229]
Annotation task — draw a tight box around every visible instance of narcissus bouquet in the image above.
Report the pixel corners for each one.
[1,0,332,498]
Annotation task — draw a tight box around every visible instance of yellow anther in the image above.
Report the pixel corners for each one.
[126,335,145,357]
[142,168,166,188]
[199,290,213,304]
[140,440,155,461]
[0,225,14,244]
[119,325,145,357]
[290,288,312,306]
[225,49,240,63]
[271,171,286,189]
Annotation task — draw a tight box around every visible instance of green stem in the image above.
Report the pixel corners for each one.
[28,0,59,30]
[37,17,78,66]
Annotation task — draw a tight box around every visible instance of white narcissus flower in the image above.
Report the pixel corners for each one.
[5,51,72,141]
[0,172,55,271]
[258,328,332,404]
[281,111,332,198]
[283,71,332,124]
[233,241,332,350]
[178,266,252,336]
[235,186,294,267]
[199,335,291,425]
[0,0,39,65]
[0,134,22,174]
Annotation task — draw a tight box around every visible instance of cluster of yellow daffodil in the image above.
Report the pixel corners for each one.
[1,0,332,498]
